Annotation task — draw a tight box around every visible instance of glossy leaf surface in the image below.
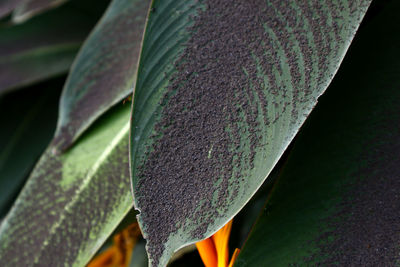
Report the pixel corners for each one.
[236,2,400,265]
[129,0,371,266]
[0,78,62,218]
[0,0,107,95]
[0,104,133,266]
[53,0,150,152]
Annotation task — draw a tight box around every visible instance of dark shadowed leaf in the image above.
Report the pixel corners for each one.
[52,0,150,152]
[0,0,109,95]
[0,0,22,19]
[0,77,62,218]
[12,0,68,23]
[129,0,371,266]
[0,104,133,266]
[236,2,400,265]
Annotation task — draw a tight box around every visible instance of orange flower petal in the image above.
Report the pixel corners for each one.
[196,238,218,267]
[228,248,240,267]
[87,247,119,267]
[212,220,233,267]
[196,220,234,267]
[87,222,141,267]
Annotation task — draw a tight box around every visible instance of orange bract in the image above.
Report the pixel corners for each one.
[196,238,218,267]
[195,220,240,267]
[87,223,141,267]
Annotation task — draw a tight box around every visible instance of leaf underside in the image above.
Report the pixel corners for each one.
[52,0,151,152]
[237,1,400,265]
[0,105,133,267]
[129,0,371,266]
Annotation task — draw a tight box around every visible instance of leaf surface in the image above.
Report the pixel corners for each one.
[0,78,62,218]
[129,0,372,266]
[52,0,150,152]
[236,2,400,265]
[0,104,133,266]
[0,0,106,95]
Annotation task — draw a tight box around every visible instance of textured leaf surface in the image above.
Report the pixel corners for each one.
[236,2,400,265]
[0,104,133,266]
[13,0,68,23]
[129,0,371,266]
[52,0,150,152]
[0,0,106,95]
[0,78,62,218]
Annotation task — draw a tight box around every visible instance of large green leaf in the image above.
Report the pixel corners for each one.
[236,1,400,265]
[52,0,150,152]
[12,0,68,23]
[129,0,371,266]
[0,104,133,266]
[0,0,108,95]
[0,78,62,218]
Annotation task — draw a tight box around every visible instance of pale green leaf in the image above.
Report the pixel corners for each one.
[0,104,133,266]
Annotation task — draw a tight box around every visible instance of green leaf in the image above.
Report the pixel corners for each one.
[129,0,371,266]
[52,0,150,152]
[0,104,133,266]
[0,0,107,95]
[236,1,400,265]
[0,78,62,218]
[13,0,69,23]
